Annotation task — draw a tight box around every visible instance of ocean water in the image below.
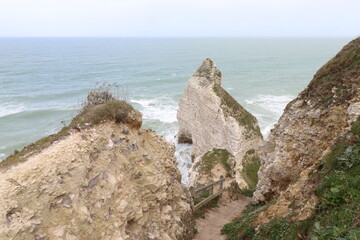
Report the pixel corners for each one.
[0,38,350,183]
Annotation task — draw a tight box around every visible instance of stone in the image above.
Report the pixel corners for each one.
[0,109,195,239]
[177,58,263,189]
[254,37,360,222]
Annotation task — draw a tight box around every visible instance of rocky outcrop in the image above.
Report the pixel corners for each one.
[177,58,263,189]
[254,37,360,222]
[0,101,194,240]
[188,148,235,188]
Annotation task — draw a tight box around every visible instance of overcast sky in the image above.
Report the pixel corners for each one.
[0,0,359,37]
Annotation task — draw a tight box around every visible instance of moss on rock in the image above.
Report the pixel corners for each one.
[301,37,360,108]
[241,150,261,191]
[195,148,232,175]
[213,85,262,138]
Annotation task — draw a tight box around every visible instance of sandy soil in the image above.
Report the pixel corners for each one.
[193,196,252,240]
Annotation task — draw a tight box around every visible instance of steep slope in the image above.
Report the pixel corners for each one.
[0,100,194,240]
[253,37,360,221]
[177,58,263,190]
[222,36,360,240]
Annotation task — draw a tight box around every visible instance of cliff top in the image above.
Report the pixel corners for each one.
[0,97,141,171]
[300,37,360,107]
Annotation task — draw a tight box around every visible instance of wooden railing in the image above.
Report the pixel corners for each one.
[190,176,225,212]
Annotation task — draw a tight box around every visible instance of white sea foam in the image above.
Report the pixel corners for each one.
[245,94,294,138]
[0,153,6,161]
[131,97,192,184]
[245,94,294,116]
[131,97,178,123]
[174,143,192,185]
[0,104,25,118]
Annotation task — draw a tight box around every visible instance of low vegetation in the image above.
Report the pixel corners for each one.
[304,37,360,108]
[212,85,262,138]
[194,148,232,176]
[0,85,133,170]
[221,117,360,240]
[193,191,220,219]
[240,150,261,195]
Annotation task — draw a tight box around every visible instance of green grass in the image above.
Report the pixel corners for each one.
[212,85,262,138]
[304,37,360,108]
[194,190,210,205]
[73,100,134,127]
[318,76,337,82]
[222,117,360,240]
[221,201,275,240]
[239,149,261,195]
[196,148,232,175]
[241,156,261,191]
[309,117,360,240]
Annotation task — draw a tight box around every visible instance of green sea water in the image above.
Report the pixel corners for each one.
[0,37,350,183]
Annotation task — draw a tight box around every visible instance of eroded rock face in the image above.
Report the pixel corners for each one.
[0,109,194,239]
[177,58,263,189]
[254,37,360,222]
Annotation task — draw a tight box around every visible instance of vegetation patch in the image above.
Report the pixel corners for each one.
[222,200,316,240]
[221,201,275,239]
[73,100,133,127]
[240,150,261,194]
[222,117,360,240]
[193,191,220,219]
[194,190,211,205]
[304,37,360,108]
[309,117,360,240]
[0,87,134,171]
[212,85,262,138]
[196,148,232,175]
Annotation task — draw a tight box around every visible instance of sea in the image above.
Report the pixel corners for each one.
[0,37,350,184]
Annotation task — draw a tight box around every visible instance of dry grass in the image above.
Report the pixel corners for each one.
[0,87,135,171]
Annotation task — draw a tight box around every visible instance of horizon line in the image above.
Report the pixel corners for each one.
[0,36,356,39]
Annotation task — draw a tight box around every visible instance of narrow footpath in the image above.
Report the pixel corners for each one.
[193,196,252,240]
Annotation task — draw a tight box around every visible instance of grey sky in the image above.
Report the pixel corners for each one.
[0,0,359,37]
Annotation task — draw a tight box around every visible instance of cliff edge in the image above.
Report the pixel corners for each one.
[222,36,360,240]
[0,99,195,240]
[254,37,360,221]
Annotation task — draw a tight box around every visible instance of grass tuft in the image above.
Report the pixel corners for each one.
[0,87,136,170]
[197,148,232,175]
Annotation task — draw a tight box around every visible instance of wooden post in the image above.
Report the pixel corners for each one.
[189,186,195,197]
[209,180,214,195]
[219,175,224,191]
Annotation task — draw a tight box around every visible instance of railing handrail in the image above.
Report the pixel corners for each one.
[191,178,224,194]
[190,176,225,212]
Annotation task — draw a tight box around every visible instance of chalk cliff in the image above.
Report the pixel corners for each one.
[0,101,194,240]
[177,58,263,190]
[254,37,360,222]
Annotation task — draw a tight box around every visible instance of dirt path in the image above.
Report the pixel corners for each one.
[193,196,252,240]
